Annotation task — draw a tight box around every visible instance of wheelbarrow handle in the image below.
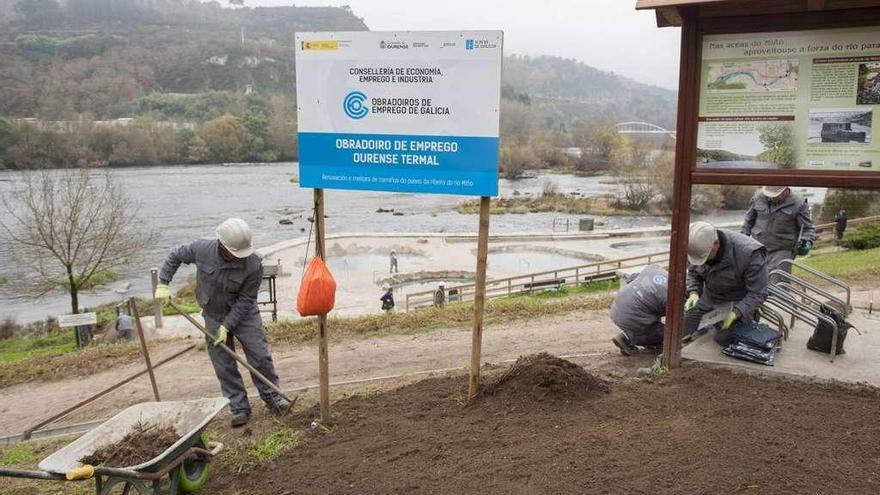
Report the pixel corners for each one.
[0,467,67,481]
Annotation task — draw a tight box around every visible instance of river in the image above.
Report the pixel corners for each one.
[0,162,742,323]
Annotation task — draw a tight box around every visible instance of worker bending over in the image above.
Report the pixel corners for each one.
[685,221,768,346]
[155,218,289,427]
[741,186,815,281]
[610,265,668,356]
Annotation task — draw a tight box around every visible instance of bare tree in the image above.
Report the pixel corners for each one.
[1,169,157,314]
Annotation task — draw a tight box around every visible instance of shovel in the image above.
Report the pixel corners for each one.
[697,302,735,331]
[167,299,296,414]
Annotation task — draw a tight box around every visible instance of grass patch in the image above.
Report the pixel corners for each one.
[267,287,614,346]
[0,341,142,389]
[455,195,666,216]
[0,331,77,365]
[797,247,880,283]
[0,443,38,467]
[58,269,118,291]
[247,426,302,462]
[0,275,6,286]
[525,279,618,299]
[219,425,303,472]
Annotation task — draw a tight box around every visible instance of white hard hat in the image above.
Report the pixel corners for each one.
[216,218,254,258]
[439,281,445,287]
[688,221,718,266]
[761,186,788,198]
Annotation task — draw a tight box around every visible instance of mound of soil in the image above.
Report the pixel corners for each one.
[480,353,610,402]
[80,422,179,467]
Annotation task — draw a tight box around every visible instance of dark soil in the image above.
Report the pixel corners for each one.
[80,422,179,467]
[210,355,880,495]
[478,352,610,404]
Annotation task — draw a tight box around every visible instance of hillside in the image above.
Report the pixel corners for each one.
[0,0,677,170]
[504,55,676,130]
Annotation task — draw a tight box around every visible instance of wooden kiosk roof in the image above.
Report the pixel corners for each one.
[637,0,880,27]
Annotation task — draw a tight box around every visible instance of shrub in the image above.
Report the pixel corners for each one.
[0,319,17,341]
[841,222,880,250]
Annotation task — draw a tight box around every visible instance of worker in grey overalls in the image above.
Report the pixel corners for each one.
[154,218,289,427]
[741,186,815,282]
[610,265,668,356]
[684,222,769,347]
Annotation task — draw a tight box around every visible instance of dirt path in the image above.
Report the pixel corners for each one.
[0,309,620,437]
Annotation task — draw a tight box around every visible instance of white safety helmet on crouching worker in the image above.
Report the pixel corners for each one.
[761,185,788,199]
[687,221,718,266]
[216,218,254,258]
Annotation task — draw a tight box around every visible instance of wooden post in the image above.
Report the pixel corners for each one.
[129,298,160,401]
[150,268,163,329]
[663,9,698,369]
[468,196,491,399]
[314,188,330,422]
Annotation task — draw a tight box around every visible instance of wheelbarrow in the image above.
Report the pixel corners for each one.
[0,398,227,494]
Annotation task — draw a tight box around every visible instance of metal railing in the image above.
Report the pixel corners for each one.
[405,251,670,311]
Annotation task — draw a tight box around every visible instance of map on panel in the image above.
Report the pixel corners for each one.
[707,59,799,92]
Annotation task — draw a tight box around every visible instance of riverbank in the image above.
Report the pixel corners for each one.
[455,194,669,216]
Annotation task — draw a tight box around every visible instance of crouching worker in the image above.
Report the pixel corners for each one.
[684,221,769,346]
[154,218,289,428]
[610,265,668,356]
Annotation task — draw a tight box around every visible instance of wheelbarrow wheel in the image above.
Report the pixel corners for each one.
[177,435,211,493]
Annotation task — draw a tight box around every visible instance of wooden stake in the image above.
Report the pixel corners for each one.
[129,298,160,401]
[468,196,491,399]
[314,188,330,422]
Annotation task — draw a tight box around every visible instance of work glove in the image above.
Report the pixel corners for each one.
[213,325,229,346]
[721,311,738,330]
[684,293,700,312]
[154,283,170,300]
[797,240,813,256]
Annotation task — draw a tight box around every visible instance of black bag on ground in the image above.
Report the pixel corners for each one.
[722,321,781,366]
[806,304,850,355]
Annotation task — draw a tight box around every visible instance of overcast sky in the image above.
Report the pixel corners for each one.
[248,0,682,89]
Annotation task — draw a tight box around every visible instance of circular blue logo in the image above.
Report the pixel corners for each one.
[343,91,368,119]
[653,275,668,286]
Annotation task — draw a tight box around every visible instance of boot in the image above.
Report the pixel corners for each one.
[612,332,638,356]
[230,411,250,428]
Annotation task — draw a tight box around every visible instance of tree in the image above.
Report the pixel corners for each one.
[0,170,157,314]
[198,114,246,163]
[756,123,794,168]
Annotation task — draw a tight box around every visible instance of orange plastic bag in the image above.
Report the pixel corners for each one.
[296,257,337,316]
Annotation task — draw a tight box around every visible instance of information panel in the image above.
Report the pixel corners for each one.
[698,26,880,172]
[295,31,503,196]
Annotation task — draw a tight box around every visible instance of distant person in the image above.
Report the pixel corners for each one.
[741,186,815,281]
[381,286,395,311]
[835,210,848,243]
[389,250,399,273]
[154,218,289,428]
[433,282,446,308]
[610,265,668,356]
[115,309,134,341]
[685,222,768,347]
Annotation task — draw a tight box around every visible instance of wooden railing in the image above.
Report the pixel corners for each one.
[404,251,670,311]
[404,215,879,311]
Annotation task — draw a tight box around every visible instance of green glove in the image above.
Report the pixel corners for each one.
[684,293,700,312]
[797,240,812,256]
[213,325,229,346]
[154,283,170,300]
[721,311,738,330]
